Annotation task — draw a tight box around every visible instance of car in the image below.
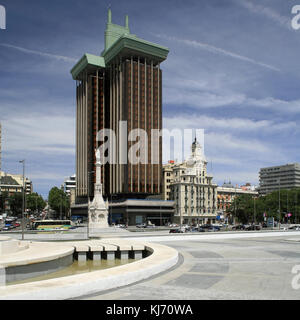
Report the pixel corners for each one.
[136,223,147,228]
[232,224,246,230]
[169,227,185,233]
[245,224,261,231]
[146,224,156,228]
[190,227,205,232]
[207,226,220,232]
[289,225,300,230]
[115,224,126,228]
[201,224,213,229]
[169,223,178,228]
[13,222,20,227]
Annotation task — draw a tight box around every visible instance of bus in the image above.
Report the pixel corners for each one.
[31,220,74,231]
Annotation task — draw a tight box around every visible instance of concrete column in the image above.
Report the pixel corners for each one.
[157,64,160,194]
[85,72,88,195]
[138,57,140,193]
[113,64,116,194]
[144,59,147,192]
[75,82,78,197]
[130,56,133,192]
[0,266,5,286]
[103,71,105,188]
[151,61,154,193]
[93,251,102,261]
[120,251,129,260]
[106,251,115,260]
[77,252,87,262]
[119,59,123,192]
[134,250,143,260]
[116,63,119,193]
[110,67,112,194]
[96,69,99,143]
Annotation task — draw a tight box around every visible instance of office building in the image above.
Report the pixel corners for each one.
[70,10,172,224]
[0,171,33,195]
[71,9,168,202]
[259,163,300,195]
[63,174,76,196]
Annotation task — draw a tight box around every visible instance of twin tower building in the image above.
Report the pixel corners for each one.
[71,10,169,210]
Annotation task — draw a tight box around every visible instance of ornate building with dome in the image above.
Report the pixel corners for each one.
[163,138,218,225]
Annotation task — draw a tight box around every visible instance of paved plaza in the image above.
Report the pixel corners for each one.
[78,233,300,300]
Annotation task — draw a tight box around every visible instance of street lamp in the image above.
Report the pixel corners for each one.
[19,160,25,240]
[253,196,256,224]
[278,178,281,230]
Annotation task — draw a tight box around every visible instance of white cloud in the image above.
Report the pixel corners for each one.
[2,115,75,155]
[155,33,280,72]
[0,43,78,63]
[205,132,270,154]
[163,114,296,133]
[236,0,291,30]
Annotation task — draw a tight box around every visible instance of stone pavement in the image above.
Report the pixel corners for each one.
[79,233,300,300]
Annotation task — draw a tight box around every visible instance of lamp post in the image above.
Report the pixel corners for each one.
[60,193,63,220]
[19,160,25,240]
[295,191,298,224]
[278,178,281,230]
[234,186,237,225]
[160,203,162,227]
[253,196,256,224]
[110,194,113,225]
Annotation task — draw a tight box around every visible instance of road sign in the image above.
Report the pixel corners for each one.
[267,217,274,228]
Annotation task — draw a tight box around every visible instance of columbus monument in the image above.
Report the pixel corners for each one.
[88,148,109,234]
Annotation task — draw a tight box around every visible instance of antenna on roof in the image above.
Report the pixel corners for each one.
[107,5,112,23]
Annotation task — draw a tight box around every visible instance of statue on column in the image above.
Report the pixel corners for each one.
[88,148,109,230]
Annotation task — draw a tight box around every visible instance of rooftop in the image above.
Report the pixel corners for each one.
[71,9,169,80]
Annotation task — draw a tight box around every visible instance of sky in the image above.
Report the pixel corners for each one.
[1,0,300,199]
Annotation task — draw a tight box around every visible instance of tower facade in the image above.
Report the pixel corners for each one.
[71,10,169,202]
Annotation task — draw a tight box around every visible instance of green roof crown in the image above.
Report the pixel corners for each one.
[105,9,130,51]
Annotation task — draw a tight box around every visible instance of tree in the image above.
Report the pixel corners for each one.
[229,194,256,224]
[26,193,46,213]
[230,188,300,225]
[0,191,9,212]
[9,192,23,216]
[48,187,70,218]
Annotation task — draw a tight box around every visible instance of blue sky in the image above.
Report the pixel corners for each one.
[1,0,300,198]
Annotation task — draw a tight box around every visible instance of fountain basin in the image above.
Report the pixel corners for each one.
[0,240,178,300]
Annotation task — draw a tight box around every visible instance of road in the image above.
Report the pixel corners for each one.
[78,232,300,300]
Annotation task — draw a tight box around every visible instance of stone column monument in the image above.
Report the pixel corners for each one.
[88,148,109,234]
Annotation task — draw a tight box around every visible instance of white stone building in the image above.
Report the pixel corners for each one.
[163,139,218,225]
